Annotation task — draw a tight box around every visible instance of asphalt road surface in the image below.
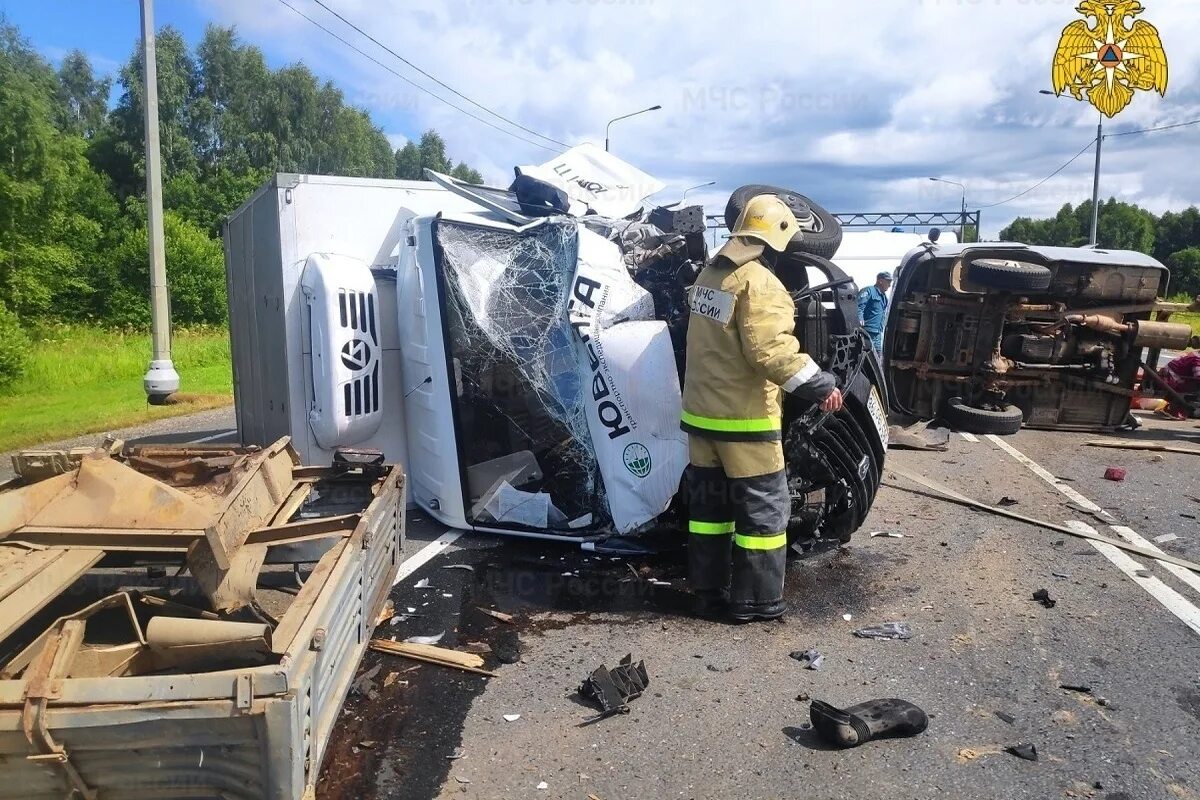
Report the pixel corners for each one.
[309,413,1200,800]
[8,408,1200,799]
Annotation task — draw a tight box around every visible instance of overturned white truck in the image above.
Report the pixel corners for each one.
[225,148,888,549]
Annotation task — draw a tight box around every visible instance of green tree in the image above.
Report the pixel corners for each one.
[56,50,111,139]
[1167,248,1200,298]
[1155,207,1200,264]
[105,211,226,326]
[0,24,122,320]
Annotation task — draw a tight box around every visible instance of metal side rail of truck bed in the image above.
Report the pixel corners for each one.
[0,440,405,800]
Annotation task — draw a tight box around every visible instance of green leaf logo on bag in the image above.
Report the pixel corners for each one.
[622,443,652,478]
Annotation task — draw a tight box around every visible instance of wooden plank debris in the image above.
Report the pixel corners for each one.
[370,639,498,677]
[1086,439,1200,457]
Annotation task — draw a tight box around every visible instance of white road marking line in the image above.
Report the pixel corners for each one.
[1066,521,1200,636]
[1109,525,1200,597]
[959,432,979,443]
[985,432,1200,632]
[986,435,1107,513]
[392,530,464,586]
[187,429,238,444]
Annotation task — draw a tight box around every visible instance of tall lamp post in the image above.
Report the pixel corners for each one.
[605,104,662,152]
[140,0,178,403]
[1040,89,1102,246]
[929,177,967,242]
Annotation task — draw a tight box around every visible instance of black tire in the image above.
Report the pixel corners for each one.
[966,258,1052,292]
[942,396,1024,436]
[724,184,843,260]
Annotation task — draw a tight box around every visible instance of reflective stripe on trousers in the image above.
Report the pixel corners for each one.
[687,437,790,606]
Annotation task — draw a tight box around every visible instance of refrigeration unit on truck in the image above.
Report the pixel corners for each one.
[224,149,888,550]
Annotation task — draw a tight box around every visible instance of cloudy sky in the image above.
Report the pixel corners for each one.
[4,0,1198,236]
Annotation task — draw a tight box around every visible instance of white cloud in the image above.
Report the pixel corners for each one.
[199,0,1200,239]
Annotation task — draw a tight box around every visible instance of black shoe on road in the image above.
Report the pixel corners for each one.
[728,599,787,623]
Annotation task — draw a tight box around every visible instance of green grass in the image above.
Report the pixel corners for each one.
[0,324,233,452]
[1176,311,1200,340]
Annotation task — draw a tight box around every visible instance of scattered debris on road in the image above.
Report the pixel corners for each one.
[888,422,951,451]
[809,698,929,748]
[370,639,499,677]
[1087,439,1200,457]
[997,496,1020,507]
[404,632,446,645]
[870,531,905,539]
[503,714,522,723]
[995,711,1016,725]
[853,621,912,640]
[1060,683,1092,694]
[1154,533,1180,544]
[478,607,516,624]
[579,654,650,716]
[1032,589,1057,608]
[887,466,1200,574]
[1005,742,1039,762]
[1104,467,1127,482]
[789,649,824,670]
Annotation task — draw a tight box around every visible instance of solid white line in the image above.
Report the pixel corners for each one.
[187,429,238,444]
[985,435,1106,514]
[392,530,464,586]
[1109,524,1200,597]
[959,432,979,443]
[1066,521,1200,636]
[985,432,1200,634]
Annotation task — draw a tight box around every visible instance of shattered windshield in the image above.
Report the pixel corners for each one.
[435,219,606,530]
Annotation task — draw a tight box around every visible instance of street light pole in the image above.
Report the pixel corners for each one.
[929,177,967,242]
[1089,117,1103,246]
[1039,90,1102,246]
[140,0,178,403]
[605,104,662,152]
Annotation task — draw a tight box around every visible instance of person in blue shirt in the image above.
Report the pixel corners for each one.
[858,271,892,353]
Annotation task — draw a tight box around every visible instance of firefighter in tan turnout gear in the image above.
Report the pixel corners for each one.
[682,194,843,622]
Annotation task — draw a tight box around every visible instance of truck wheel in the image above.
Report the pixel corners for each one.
[724,184,843,260]
[942,396,1024,436]
[966,258,1052,292]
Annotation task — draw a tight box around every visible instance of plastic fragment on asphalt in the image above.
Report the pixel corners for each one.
[852,622,912,640]
[1005,742,1039,761]
[1032,589,1056,608]
[579,654,650,715]
[404,632,445,645]
[442,564,475,572]
[842,614,853,622]
[503,714,521,722]
[870,531,904,539]
[447,748,466,760]
[478,607,515,624]
[997,497,1019,507]
[414,578,436,590]
[995,711,1016,725]
[789,649,823,670]
[1059,683,1092,694]
[537,782,549,790]
[1104,467,1126,482]
[1154,533,1180,544]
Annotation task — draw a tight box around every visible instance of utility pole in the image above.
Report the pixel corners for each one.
[1089,117,1103,247]
[140,0,179,403]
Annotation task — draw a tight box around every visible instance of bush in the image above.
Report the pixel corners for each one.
[104,211,227,326]
[1167,248,1200,298]
[0,302,31,391]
